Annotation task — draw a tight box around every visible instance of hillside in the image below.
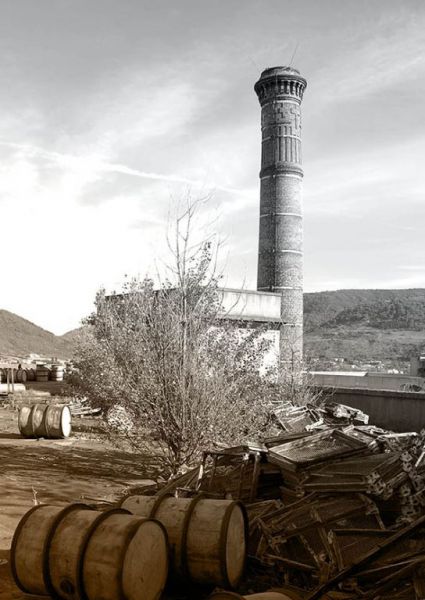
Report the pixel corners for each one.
[0,310,74,359]
[304,289,425,361]
[0,289,424,362]
[60,328,83,346]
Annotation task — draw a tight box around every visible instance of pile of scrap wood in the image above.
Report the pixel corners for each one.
[272,401,369,432]
[157,402,425,599]
[69,397,101,417]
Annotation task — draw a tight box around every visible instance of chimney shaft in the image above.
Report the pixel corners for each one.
[254,66,307,371]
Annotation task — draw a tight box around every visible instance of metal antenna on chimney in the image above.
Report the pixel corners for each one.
[247,54,260,72]
[289,42,299,67]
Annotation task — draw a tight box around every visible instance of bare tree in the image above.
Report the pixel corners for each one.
[73,199,284,474]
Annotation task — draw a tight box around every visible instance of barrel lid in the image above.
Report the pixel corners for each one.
[221,502,247,589]
[122,518,169,600]
[61,405,72,438]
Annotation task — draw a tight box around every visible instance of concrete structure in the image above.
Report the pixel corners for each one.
[218,288,280,370]
[254,66,307,371]
[309,371,425,392]
[319,387,425,432]
[218,288,280,325]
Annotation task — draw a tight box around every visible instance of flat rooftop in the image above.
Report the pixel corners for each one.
[218,288,281,323]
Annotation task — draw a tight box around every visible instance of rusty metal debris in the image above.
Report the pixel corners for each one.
[161,401,425,599]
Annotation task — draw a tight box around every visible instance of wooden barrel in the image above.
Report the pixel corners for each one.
[83,511,168,600]
[48,504,98,599]
[10,504,83,596]
[121,494,247,588]
[51,364,64,382]
[15,369,27,383]
[36,366,50,382]
[11,504,169,600]
[18,404,72,439]
[44,404,71,438]
[26,368,36,381]
[18,406,34,437]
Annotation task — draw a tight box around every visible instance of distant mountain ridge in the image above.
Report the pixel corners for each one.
[0,310,75,359]
[304,289,425,362]
[304,289,425,329]
[1,288,424,361]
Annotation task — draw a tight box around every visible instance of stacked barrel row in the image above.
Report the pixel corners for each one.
[120,494,247,589]
[0,364,65,383]
[11,503,168,600]
[35,364,66,382]
[12,496,248,600]
[0,368,32,383]
[18,404,72,439]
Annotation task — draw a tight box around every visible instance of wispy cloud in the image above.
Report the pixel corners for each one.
[304,134,425,215]
[311,10,425,106]
[0,0,424,333]
[0,140,243,196]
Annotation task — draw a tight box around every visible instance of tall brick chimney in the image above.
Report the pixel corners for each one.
[254,66,307,372]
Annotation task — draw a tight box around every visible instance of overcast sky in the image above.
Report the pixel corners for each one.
[0,0,424,334]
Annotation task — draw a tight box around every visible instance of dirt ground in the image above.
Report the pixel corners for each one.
[0,406,162,599]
